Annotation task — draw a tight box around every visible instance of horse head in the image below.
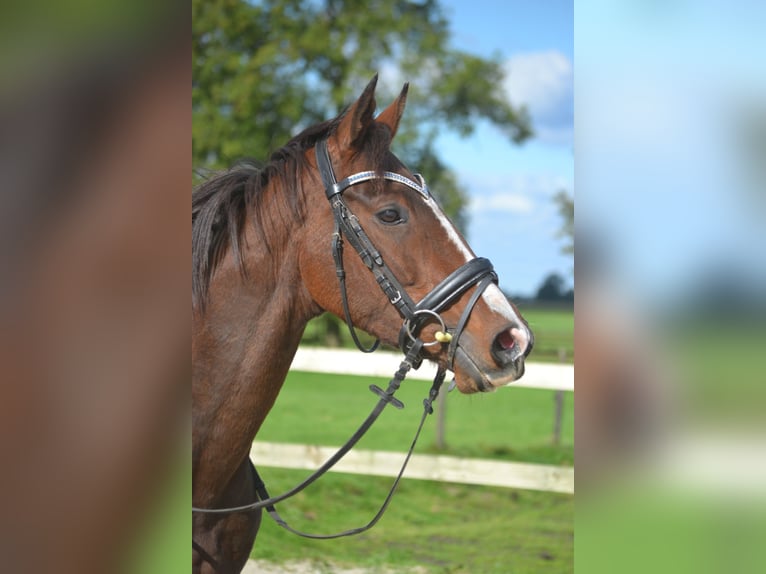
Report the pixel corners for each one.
[299,76,533,392]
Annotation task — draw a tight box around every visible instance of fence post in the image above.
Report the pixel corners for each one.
[552,348,566,445]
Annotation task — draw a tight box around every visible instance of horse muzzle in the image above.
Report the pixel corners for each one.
[453,322,534,392]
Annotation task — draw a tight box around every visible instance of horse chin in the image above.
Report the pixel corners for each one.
[451,347,526,394]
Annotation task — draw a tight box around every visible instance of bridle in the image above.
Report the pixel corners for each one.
[315,138,498,365]
[192,138,499,538]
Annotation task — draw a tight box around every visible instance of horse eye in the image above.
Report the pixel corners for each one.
[376,208,404,225]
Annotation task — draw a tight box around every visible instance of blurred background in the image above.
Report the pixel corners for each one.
[576,1,766,573]
[1,1,189,573]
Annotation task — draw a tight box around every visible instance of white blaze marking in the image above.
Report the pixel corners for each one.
[424,197,473,261]
[424,197,524,328]
[483,284,522,325]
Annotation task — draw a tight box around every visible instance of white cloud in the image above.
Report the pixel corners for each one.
[464,172,570,209]
[502,173,571,198]
[470,193,533,215]
[503,51,574,145]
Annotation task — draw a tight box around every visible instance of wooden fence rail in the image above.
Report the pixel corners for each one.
[251,441,574,494]
[290,347,574,391]
[249,347,575,495]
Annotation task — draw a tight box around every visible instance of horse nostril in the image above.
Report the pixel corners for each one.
[491,326,530,366]
[496,329,515,351]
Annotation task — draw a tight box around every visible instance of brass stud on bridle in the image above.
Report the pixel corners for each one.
[403,309,451,347]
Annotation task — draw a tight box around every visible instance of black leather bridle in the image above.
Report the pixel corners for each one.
[315,138,498,366]
[192,139,500,539]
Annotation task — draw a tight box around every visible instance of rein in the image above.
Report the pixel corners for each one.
[192,138,498,539]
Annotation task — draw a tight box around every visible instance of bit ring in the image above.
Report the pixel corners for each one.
[403,309,449,347]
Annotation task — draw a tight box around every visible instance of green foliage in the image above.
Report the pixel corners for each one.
[554,189,574,256]
[192,0,532,228]
[534,272,573,303]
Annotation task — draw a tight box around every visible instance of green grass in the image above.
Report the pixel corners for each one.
[126,453,190,574]
[250,370,573,572]
[665,321,766,426]
[252,472,573,573]
[175,369,573,573]
[258,371,573,465]
[577,485,766,574]
[302,306,574,365]
[520,306,574,364]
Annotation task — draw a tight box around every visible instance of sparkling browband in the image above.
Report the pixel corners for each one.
[331,171,429,199]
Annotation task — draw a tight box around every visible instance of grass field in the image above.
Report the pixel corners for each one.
[252,472,573,573]
[249,370,574,572]
[302,305,574,365]
[127,454,190,574]
[257,371,573,465]
[176,360,573,573]
[520,306,574,363]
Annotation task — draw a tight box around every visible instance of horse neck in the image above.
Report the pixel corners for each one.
[193,220,316,473]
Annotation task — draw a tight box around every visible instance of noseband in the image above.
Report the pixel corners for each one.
[315,138,498,367]
[193,139,500,538]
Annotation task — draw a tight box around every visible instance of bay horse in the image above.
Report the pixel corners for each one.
[192,76,533,573]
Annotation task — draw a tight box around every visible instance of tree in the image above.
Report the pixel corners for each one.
[192,0,532,230]
[535,272,573,302]
[553,189,574,256]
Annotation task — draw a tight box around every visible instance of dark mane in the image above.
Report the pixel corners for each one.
[192,113,394,311]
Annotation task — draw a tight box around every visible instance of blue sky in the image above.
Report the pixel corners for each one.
[435,0,574,297]
[432,1,766,304]
[575,1,766,304]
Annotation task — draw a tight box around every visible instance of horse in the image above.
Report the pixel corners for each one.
[192,75,533,574]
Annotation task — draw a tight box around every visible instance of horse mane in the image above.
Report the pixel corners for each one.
[192,112,394,311]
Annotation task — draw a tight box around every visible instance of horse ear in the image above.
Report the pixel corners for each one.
[335,74,378,150]
[376,82,409,139]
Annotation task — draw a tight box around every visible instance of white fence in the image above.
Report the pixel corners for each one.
[289,347,574,391]
[250,347,574,494]
[251,441,574,494]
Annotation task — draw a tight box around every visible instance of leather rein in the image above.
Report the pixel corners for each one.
[192,139,498,539]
